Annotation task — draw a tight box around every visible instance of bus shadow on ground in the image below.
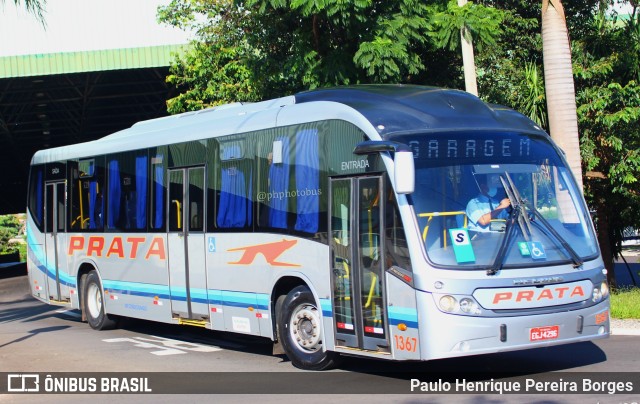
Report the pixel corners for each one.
[0,300,60,324]
[340,341,607,378]
[117,315,606,377]
[117,316,274,354]
[0,325,71,349]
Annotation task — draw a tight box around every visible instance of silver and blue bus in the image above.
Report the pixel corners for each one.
[26,85,609,370]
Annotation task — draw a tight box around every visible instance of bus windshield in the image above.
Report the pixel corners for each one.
[390,131,599,270]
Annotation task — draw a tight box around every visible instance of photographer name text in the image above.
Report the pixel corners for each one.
[410,378,634,395]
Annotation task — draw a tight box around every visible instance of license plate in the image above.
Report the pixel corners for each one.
[530,325,559,341]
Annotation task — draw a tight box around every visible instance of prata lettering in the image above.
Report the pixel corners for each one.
[492,285,585,304]
[68,236,166,260]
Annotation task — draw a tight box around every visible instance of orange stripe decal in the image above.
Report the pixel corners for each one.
[227,239,300,267]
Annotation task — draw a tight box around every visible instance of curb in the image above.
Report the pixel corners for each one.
[611,328,640,336]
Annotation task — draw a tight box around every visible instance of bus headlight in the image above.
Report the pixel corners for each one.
[459,298,480,315]
[592,280,610,303]
[439,295,458,312]
[600,280,609,299]
[436,295,482,315]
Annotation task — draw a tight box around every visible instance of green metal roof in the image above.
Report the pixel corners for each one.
[0,44,184,79]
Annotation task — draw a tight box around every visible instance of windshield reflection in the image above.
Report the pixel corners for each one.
[392,131,599,270]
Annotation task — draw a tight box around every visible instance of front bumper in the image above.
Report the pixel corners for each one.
[417,290,609,360]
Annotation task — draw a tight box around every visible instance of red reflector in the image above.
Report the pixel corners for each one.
[595,311,608,324]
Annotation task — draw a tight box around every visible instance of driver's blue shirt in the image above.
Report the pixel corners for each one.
[466,194,508,232]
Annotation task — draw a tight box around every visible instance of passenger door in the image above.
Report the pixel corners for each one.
[167,167,208,321]
[330,176,389,352]
[44,181,69,303]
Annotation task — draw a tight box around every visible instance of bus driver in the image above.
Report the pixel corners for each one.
[466,174,511,233]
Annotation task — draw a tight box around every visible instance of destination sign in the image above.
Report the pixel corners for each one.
[417,138,531,159]
[388,132,556,166]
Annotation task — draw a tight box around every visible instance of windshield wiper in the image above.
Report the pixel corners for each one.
[529,208,583,268]
[486,172,527,275]
[501,172,583,269]
[502,172,534,240]
[486,172,583,275]
[486,203,519,276]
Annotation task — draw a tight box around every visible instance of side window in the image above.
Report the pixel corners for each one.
[28,165,44,230]
[257,132,290,229]
[216,139,253,229]
[69,161,82,231]
[134,154,149,230]
[150,151,166,231]
[206,140,219,232]
[256,124,326,237]
[106,151,148,231]
[294,128,320,234]
[75,157,105,231]
[107,158,121,230]
[384,181,412,272]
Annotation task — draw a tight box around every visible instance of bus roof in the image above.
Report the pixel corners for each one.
[31,85,545,165]
[295,85,544,137]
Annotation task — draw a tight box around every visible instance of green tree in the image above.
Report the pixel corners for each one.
[158,0,479,112]
[472,1,599,120]
[573,1,640,284]
[158,0,640,286]
[519,62,548,128]
[427,0,505,95]
[158,0,262,113]
[0,214,23,254]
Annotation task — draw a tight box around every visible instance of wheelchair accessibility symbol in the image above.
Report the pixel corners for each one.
[527,241,546,260]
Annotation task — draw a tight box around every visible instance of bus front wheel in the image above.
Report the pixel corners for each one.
[278,285,339,370]
[84,271,117,330]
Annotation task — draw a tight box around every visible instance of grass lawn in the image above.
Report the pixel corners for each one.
[610,287,640,319]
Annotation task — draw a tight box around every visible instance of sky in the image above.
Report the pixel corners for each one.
[0,1,634,58]
[0,0,192,57]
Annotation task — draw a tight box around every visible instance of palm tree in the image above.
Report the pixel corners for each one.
[2,0,46,22]
[541,0,583,191]
[458,0,478,96]
[428,1,503,97]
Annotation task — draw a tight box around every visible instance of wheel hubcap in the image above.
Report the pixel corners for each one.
[87,283,102,319]
[290,304,321,352]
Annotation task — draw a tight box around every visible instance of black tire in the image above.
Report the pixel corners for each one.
[277,285,340,370]
[84,271,117,330]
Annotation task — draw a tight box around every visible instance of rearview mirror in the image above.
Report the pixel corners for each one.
[353,140,415,195]
[394,150,414,194]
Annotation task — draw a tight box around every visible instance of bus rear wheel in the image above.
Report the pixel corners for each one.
[278,285,339,370]
[84,271,117,330]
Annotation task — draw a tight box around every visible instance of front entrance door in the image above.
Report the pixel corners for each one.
[167,167,208,320]
[330,176,389,351]
[44,181,69,302]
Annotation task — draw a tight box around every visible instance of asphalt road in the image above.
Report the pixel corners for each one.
[1,273,639,403]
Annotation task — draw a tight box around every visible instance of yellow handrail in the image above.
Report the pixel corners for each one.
[364,273,377,309]
[78,179,84,228]
[172,200,182,229]
[418,211,468,244]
